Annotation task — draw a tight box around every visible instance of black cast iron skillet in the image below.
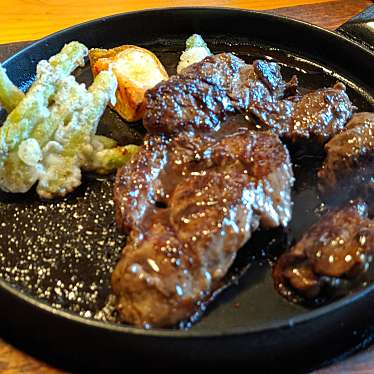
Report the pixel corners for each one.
[1,6,374,372]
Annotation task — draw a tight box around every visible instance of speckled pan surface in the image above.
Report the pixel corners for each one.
[0,7,374,371]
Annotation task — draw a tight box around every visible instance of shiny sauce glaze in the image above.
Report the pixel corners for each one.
[318,112,374,202]
[273,201,374,303]
[112,116,294,327]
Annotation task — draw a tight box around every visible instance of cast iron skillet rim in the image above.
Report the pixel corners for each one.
[1,6,374,338]
[2,275,374,338]
[2,6,374,68]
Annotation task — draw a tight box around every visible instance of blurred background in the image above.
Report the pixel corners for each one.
[0,0,370,43]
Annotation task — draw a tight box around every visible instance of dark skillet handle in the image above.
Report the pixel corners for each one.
[336,5,374,51]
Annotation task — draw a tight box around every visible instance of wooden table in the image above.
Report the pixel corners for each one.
[0,0,373,372]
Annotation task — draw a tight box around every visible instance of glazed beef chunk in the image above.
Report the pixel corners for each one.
[250,82,355,143]
[143,53,293,136]
[144,53,354,143]
[113,50,372,325]
[318,112,374,199]
[113,128,294,327]
[273,201,374,302]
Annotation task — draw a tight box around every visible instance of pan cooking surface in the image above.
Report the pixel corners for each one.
[0,40,373,331]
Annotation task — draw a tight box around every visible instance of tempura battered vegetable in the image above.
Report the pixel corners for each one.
[84,135,139,174]
[0,41,140,199]
[0,76,90,193]
[89,45,168,122]
[0,64,24,112]
[36,70,117,199]
[177,34,212,74]
[85,144,140,175]
[93,134,118,150]
[0,42,88,169]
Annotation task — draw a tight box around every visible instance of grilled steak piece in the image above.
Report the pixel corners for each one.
[318,112,374,199]
[143,53,292,136]
[113,128,294,327]
[251,82,355,143]
[273,201,374,302]
[144,53,353,143]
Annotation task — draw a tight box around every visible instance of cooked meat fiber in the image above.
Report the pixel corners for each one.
[113,128,294,327]
[144,53,353,143]
[273,201,374,302]
[318,112,374,198]
[251,82,355,143]
[143,53,292,136]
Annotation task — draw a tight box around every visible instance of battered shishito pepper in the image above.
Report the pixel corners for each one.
[0,64,24,113]
[89,45,169,122]
[0,41,139,199]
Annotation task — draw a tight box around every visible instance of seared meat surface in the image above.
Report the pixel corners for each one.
[113,126,294,327]
[251,82,355,143]
[273,201,374,301]
[144,53,353,143]
[318,112,374,199]
[143,53,291,136]
[112,51,370,326]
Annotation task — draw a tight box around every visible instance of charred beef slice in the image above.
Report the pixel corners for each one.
[143,53,294,136]
[144,53,354,144]
[113,128,294,327]
[112,52,362,326]
[250,82,355,143]
[273,200,374,302]
[318,112,374,200]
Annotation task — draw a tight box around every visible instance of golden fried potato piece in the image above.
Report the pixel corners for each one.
[89,45,168,122]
